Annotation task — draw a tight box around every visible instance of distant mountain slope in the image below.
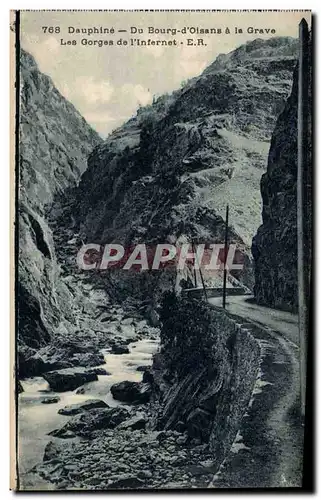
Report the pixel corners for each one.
[62,37,298,296]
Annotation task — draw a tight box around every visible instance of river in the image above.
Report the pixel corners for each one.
[18,338,159,487]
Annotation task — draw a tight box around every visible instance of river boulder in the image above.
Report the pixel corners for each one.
[43,368,98,392]
[110,381,151,404]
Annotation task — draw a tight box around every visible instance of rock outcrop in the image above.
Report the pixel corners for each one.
[18,49,101,375]
[252,35,312,311]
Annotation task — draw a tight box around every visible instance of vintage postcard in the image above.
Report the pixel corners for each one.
[11,9,312,491]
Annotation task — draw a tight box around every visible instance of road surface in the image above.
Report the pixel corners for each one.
[208,295,299,347]
[208,295,303,488]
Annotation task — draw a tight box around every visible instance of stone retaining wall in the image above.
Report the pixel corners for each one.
[151,302,261,474]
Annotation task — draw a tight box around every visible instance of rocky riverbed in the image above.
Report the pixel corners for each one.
[18,308,158,487]
[18,264,216,490]
[31,428,218,490]
[18,322,216,490]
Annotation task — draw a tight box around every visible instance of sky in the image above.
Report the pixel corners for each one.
[21,10,311,137]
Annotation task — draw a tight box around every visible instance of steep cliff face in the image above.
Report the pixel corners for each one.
[20,50,101,209]
[18,49,101,365]
[252,36,311,312]
[64,37,298,297]
[17,38,305,490]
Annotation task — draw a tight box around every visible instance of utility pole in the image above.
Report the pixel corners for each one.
[223,205,229,309]
[297,18,310,418]
[199,265,208,302]
[193,254,197,288]
[192,239,207,301]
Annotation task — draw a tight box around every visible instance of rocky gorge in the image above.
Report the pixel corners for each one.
[16,34,306,490]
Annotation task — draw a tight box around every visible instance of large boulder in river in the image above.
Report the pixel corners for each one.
[142,368,154,384]
[136,365,149,372]
[110,381,151,404]
[111,344,130,355]
[49,407,130,437]
[43,369,98,392]
[58,399,108,416]
[20,343,105,378]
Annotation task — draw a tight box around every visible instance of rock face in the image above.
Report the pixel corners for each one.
[19,340,105,378]
[62,37,298,299]
[18,49,101,375]
[252,36,312,311]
